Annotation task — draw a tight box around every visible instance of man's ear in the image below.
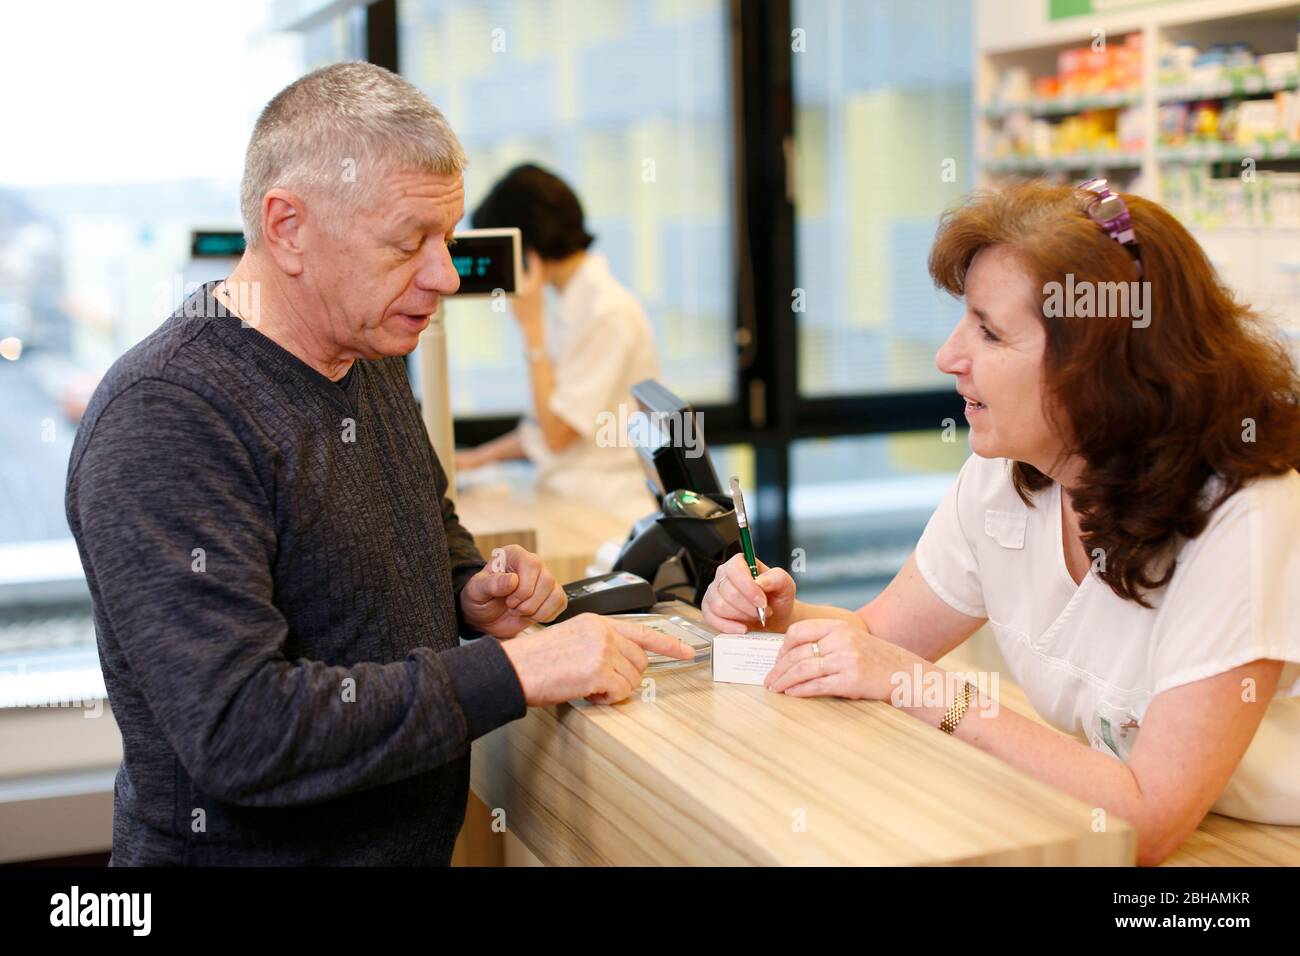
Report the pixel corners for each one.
[260,189,308,276]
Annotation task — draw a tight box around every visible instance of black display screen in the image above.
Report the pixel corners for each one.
[191,231,246,258]
[449,232,518,295]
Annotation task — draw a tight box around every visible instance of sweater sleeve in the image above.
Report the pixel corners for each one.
[67,377,524,809]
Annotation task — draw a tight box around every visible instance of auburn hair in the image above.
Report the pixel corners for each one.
[928,179,1300,606]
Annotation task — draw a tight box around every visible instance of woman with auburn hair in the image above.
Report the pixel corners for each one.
[702,178,1300,865]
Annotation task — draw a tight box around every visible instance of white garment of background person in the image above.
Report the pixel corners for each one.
[518,253,661,527]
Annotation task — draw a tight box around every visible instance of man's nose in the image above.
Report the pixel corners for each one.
[415,241,461,296]
[935,322,969,376]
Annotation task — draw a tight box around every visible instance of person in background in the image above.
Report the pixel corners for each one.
[456,164,661,525]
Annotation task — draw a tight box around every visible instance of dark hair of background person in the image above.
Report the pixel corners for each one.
[471,163,595,260]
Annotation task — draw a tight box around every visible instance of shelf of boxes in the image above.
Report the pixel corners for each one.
[1157,72,1298,101]
[974,0,1300,338]
[982,89,1142,118]
[978,30,1147,181]
[981,151,1143,173]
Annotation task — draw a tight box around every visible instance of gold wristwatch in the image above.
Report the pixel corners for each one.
[939,681,973,735]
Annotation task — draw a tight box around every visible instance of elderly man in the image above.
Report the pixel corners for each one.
[64,62,689,866]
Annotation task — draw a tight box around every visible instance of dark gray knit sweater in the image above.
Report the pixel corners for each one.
[65,281,526,865]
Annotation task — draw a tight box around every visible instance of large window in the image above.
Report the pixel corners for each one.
[397,0,736,416]
[779,0,975,599]
[791,432,969,607]
[0,0,324,695]
[1,0,975,690]
[792,0,973,397]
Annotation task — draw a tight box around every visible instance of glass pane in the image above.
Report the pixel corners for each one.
[398,0,736,416]
[300,5,365,68]
[792,0,974,397]
[0,2,311,677]
[790,431,969,607]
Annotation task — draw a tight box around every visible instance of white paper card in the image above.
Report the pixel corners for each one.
[711,631,784,685]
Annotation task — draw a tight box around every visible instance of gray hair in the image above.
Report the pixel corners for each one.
[239,61,467,246]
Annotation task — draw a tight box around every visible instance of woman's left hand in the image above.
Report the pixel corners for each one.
[764,618,913,699]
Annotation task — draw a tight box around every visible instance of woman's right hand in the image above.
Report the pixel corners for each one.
[701,553,798,634]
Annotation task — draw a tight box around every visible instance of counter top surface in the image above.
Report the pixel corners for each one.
[472,607,1135,866]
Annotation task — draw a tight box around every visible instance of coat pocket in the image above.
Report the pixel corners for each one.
[984,509,1027,549]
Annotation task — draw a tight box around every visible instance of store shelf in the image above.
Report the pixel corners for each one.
[977,0,1300,186]
[975,0,1300,340]
[983,89,1141,118]
[1189,225,1300,235]
[1157,72,1299,101]
[1157,140,1300,162]
[982,151,1142,172]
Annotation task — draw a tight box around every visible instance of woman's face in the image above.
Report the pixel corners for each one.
[935,245,1065,472]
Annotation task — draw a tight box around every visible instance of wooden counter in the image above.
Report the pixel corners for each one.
[453,482,1300,866]
[454,479,1134,865]
[469,608,1135,866]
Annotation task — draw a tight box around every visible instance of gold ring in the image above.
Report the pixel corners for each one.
[812,642,822,658]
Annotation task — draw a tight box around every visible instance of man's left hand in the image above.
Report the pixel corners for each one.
[460,544,567,637]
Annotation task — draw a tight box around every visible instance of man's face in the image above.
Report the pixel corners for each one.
[303,168,464,360]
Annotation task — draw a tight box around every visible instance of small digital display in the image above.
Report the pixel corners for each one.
[448,230,520,295]
[191,231,246,258]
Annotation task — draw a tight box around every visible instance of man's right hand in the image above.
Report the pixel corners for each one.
[701,553,798,634]
[499,613,695,706]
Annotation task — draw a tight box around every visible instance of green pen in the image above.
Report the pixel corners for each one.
[728,476,766,628]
